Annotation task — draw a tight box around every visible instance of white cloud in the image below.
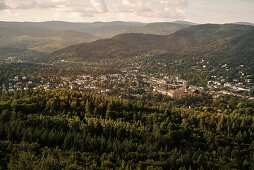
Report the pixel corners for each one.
[6,0,39,9]
[45,0,108,15]
[113,0,187,19]
[0,0,56,9]
[89,0,107,13]
[0,0,8,10]
[0,0,253,23]
[0,0,189,21]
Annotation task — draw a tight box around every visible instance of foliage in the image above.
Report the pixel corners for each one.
[0,89,253,169]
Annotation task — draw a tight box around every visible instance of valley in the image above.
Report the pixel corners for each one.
[0,21,254,169]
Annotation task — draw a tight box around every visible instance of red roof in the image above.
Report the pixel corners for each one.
[176,92,186,96]
[169,90,177,94]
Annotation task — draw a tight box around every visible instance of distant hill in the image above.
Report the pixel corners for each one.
[47,33,166,62]
[0,21,193,38]
[0,22,98,56]
[172,20,197,25]
[234,22,254,27]
[15,21,145,32]
[85,21,192,37]
[128,22,191,35]
[2,21,253,63]
[46,24,254,67]
[165,24,254,49]
[0,21,194,59]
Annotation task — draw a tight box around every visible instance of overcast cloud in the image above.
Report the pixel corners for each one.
[0,0,253,23]
[113,0,187,18]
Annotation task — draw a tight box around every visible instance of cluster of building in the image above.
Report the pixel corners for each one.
[150,76,204,99]
[1,67,253,100]
[207,77,253,92]
[1,76,32,92]
[0,72,202,98]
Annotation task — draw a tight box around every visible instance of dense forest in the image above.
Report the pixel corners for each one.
[0,89,254,169]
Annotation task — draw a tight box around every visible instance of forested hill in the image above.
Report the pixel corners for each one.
[166,24,254,49]
[46,24,254,64]
[0,22,97,54]
[0,89,254,169]
[46,33,167,61]
[0,21,192,38]
[0,21,192,60]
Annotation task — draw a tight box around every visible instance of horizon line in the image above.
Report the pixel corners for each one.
[0,20,253,25]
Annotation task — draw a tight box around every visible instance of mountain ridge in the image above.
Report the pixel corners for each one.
[46,24,254,63]
[0,20,194,58]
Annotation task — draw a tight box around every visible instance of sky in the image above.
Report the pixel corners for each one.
[0,0,253,23]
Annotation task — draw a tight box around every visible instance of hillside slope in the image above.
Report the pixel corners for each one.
[46,24,254,65]
[0,21,193,60]
[0,21,192,38]
[47,33,167,61]
[0,22,98,58]
[87,22,191,37]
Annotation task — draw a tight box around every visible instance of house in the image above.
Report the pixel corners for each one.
[168,90,186,99]
[224,82,232,88]
[14,76,19,81]
[134,79,140,85]
[209,91,223,99]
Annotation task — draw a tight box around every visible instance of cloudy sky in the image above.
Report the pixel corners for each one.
[0,0,253,23]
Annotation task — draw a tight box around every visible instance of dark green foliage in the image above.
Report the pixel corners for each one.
[47,33,167,62]
[0,89,253,169]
